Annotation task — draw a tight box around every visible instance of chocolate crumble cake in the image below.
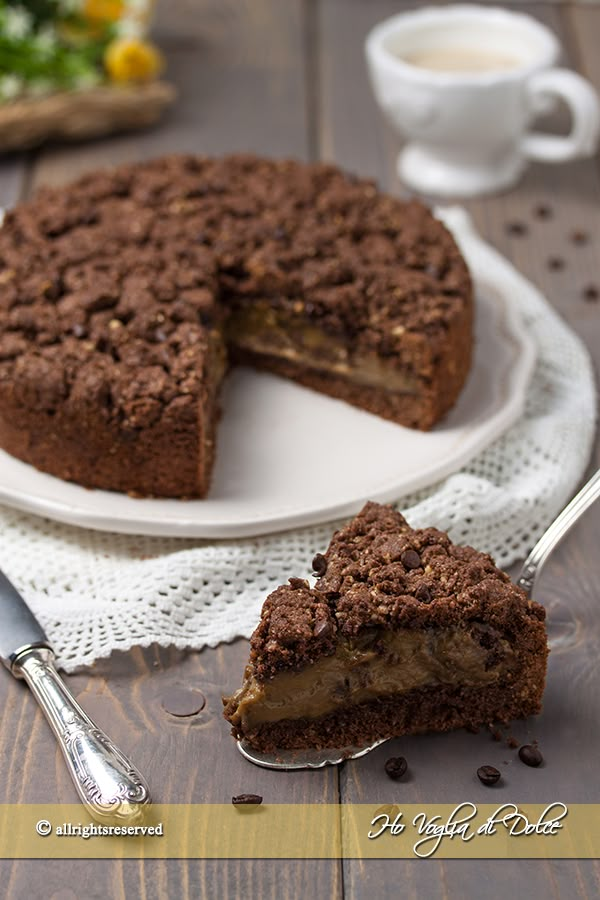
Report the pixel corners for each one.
[0,155,473,497]
[223,502,548,752]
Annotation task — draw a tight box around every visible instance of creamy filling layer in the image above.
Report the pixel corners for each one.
[226,304,420,395]
[227,628,514,731]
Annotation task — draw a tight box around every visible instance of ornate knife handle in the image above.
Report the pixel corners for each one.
[13,646,150,822]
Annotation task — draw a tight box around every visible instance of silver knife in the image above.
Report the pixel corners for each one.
[0,570,150,821]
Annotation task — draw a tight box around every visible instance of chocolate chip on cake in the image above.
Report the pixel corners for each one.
[415,584,432,603]
[312,553,328,576]
[314,618,333,640]
[401,549,422,570]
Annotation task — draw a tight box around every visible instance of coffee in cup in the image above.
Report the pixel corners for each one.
[365,4,600,196]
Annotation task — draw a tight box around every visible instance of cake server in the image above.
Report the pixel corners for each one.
[0,570,150,820]
[238,467,600,770]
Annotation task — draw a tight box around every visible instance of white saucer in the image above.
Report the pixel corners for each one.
[0,209,536,538]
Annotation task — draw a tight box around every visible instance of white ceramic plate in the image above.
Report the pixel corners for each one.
[0,209,536,537]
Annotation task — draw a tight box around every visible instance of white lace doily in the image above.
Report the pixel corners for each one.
[0,229,595,671]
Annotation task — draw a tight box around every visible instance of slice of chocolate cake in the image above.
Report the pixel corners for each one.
[223,502,548,752]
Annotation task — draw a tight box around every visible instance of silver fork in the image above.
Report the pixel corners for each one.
[237,468,600,770]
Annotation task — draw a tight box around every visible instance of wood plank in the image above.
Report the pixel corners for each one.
[317,0,600,896]
[0,1,342,897]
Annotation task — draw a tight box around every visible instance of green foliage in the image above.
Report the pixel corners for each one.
[0,1,114,99]
[5,1,63,27]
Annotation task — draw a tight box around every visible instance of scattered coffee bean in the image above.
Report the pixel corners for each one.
[571,229,589,246]
[477,765,501,786]
[583,284,599,302]
[232,794,263,805]
[506,221,528,237]
[415,584,432,603]
[534,204,553,220]
[547,256,565,271]
[312,553,328,576]
[518,744,543,767]
[401,549,421,570]
[384,756,408,780]
[313,618,332,640]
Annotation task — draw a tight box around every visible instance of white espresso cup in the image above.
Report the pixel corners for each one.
[365,4,600,196]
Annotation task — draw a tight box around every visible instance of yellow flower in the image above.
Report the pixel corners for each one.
[104,37,164,84]
[84,0,125,23]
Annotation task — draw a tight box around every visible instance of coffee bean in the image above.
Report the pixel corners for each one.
[232,794,263,805]
[547,256,565,271]
[583,284,599,302]
[415,584,432,603]
[477,765,501,786]
[384,756,408,780]
[518,744,543,767]
[534,204,553,220]
[314,618,332,639]
[312,553,328,576]
[571,229,589,246]
[506,221,528,237]
[401,549,421,570]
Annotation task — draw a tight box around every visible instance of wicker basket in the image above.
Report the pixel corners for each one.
[0,80,176,151]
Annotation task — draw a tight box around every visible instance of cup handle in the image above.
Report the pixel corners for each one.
[521,68,600,163]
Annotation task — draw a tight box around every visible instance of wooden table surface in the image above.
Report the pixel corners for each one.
[0,1,599,897]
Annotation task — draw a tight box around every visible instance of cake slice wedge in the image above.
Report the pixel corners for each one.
[223,502,548,752]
